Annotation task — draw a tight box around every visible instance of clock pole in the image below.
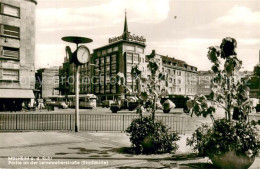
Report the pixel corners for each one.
[62,36,93,132]
[75,63,80,132]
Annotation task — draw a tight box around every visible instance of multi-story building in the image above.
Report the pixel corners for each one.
[59,56,75,96]
[197,70,259,99]
[147,51,198,96]
[247,75,260,99]
[36,67,59,98]
[59,54,93,96]
[92,12,147,102]
[197,71,214,96]
[249,52,259,99]
[0,0,37,111]
[58,12,199,102]
[79,60,92,94]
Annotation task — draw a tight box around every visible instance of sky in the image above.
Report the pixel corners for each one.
[35,0,260,71]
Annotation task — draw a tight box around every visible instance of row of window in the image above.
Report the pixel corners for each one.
[95,54,117,77]
[97,47,119,57]
[0,3,20,18]
[0,46,19,59]
[168,78,182,84]
[162,67,182,76]
[0,24,20,39]
[168,87,182,93]
[0,69,19,81]
[125,45,144,54]
[126,53,140,63]
[187,88,197,93]
[163,61,177,66]
[162,60,197,71]
[95,85,117,94]
[0,22,20,82]
[80,86,91,93]
[95,54,117,65]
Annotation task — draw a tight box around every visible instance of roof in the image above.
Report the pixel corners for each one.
[198,71,214,75]
[93,40,145,52]
[161,55,187,65]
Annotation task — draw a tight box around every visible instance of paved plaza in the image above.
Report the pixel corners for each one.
[0,108,260,168]
[0,131,260,169]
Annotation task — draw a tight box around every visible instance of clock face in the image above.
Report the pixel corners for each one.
[76,45,90,64]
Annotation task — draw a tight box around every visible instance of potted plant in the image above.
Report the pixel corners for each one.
[162,99,176,113]
[186,37,260,169]
[119,51,180,154]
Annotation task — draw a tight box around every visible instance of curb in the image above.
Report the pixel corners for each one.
[0,153,200,161]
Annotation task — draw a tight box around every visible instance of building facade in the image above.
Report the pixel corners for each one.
[92,12,146,102]
[36,67,59,98]
[59,56,75,96]
[146,51,198,96]
[58,12,199,102]
[79,60,92,94]
[197,71,214,96]
[0,0,37,111]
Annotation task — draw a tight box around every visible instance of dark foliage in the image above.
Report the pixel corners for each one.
[126,116,180,154]
[220,37,237,59]
[187,119,260,158]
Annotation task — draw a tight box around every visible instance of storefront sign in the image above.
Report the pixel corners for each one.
[109,32,146,45]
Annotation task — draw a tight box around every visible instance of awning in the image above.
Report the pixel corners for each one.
[0,89,35,99]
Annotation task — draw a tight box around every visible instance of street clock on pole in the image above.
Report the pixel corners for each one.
[76,45,90,64]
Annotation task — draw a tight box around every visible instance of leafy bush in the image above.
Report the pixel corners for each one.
[187,37,260,161]
[126,116,180,154]
[187,119,260,158]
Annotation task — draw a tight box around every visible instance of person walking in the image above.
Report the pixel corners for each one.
[11,100,16,112]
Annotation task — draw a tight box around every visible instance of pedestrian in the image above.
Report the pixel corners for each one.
[11,100,16,112]
[2,104,6,112]
[22,102,26,112]
[33,101,37,111]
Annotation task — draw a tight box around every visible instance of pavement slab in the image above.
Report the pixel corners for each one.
[0,131,85,148]
[0,131,259,168]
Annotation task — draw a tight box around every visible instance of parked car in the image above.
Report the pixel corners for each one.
[102,100,114,108]
[58,102,68,109]
[110,96,140,113]
[160,95,190,113]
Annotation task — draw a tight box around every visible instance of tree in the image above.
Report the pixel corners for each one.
[187,37,254,122]
[186,38,260,168]
[119,50,168,121]
[253,63,260,77]
[121,50,179,154]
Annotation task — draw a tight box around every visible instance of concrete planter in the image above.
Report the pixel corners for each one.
[210,150,254,169]
[163,99,175,113]
[141,137,153,154]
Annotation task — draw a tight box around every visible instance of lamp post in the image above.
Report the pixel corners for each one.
[62,36,93,132]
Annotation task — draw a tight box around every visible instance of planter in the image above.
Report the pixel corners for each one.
[210,150,255,169]
[163,109,170,113]
[162,99,175,113]
[110,106,119,113]
[141,137,153,154]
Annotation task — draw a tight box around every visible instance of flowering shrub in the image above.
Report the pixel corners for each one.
[126,116,179,154]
